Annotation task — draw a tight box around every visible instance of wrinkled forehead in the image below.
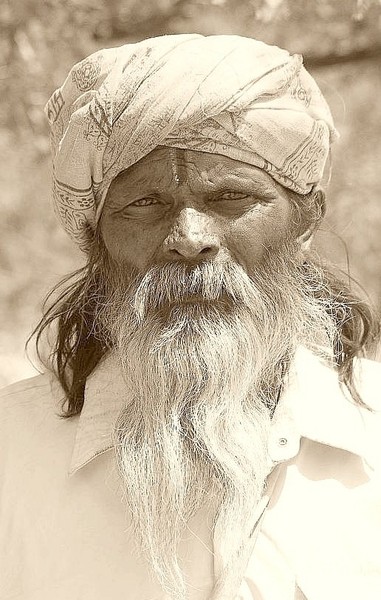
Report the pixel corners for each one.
[107,146,286,196]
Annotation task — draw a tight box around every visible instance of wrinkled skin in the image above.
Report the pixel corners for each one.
[100,147,312,273]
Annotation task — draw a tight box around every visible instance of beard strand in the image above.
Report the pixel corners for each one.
[93,244,336,599]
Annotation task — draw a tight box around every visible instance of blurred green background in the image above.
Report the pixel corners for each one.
[1,0,381,386]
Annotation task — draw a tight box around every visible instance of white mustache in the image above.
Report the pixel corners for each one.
[130,261,260,321]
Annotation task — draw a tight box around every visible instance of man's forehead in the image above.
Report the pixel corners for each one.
[111,147,279,191]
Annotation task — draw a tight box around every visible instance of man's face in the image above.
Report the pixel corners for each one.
[100,147,295,274]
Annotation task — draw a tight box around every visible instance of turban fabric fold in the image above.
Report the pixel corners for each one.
[45,34,338,250]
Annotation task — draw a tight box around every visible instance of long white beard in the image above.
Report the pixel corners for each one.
[95,249,336,599]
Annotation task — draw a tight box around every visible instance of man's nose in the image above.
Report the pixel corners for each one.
[162,208,220,261]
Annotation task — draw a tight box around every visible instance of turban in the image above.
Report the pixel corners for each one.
[45,34,338,250]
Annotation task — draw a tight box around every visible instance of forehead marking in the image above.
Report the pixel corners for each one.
[168,147,186,186]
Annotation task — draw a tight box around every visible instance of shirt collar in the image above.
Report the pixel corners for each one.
[68,347,372,476]
[267,347,370,466]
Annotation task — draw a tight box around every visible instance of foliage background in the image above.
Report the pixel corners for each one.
[1,0,381,386]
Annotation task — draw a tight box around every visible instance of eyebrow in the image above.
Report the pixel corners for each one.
[205,172,279,196]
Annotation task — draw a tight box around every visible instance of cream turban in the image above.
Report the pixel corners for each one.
[45,34,338,250]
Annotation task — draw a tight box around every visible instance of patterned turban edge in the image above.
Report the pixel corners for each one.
[45,33,338,251]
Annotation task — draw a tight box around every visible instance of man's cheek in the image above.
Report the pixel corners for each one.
[225,227,267,271]
[232,218,291,264]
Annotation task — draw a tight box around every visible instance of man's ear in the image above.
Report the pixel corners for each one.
[296,188,326,251]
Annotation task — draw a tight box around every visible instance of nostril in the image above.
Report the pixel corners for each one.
[164,237,220,259]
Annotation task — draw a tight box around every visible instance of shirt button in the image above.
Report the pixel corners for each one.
[278,437,288,446]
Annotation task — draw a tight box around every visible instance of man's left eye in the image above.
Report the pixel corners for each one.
[214,192,250,201]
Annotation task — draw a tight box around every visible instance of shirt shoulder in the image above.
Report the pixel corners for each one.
[352,357,381,471]
[0,372,79,490]
[1,372,51,398]
[0,372,68,446]
[0,371,62,412]
[354,357,381,410]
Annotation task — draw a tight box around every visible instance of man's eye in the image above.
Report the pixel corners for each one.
[215,192,250,201]
[130,197,159,207]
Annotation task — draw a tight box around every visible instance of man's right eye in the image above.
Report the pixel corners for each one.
[130,197,159,207]
[118,196,168,220]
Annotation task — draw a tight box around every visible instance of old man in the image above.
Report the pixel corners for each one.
[1,34,381,600]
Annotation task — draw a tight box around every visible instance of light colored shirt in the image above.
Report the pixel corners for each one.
[1,347,381,600]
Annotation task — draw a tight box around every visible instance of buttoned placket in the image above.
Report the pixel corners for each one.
[211,416,302,599]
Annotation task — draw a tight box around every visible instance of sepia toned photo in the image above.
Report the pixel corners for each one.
[1,1,381,599]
